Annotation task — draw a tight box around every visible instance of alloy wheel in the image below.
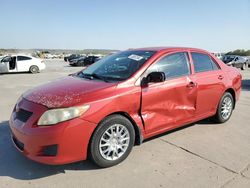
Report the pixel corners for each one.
[220,96,233,120]
[99,124,130,161]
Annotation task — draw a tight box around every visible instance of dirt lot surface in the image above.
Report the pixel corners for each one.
[1,60,250,188]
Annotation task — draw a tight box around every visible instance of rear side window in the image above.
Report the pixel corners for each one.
[191,52,220,73]
[17,56,32,61]
[148,52,190,80]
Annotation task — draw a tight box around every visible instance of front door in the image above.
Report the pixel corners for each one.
[141,52,197,134]
[0,56,12,73]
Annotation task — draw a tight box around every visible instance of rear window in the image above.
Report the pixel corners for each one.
[191,52,220,73]
[17,56,32,61]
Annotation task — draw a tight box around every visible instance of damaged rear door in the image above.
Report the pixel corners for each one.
[141,52,197,134]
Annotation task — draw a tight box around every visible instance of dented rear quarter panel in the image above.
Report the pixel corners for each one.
[224,66,242,101]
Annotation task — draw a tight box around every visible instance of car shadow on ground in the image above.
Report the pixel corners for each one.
[242,79,250,91]
[0,121,98,180]
[0,72,36,76]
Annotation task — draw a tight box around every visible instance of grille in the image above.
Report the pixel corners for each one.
[15,108,33,123]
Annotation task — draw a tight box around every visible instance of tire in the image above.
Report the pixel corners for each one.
[241,63,246,70]
[213,92,234,123]
[89,115,135,168]
[29,65,39,74]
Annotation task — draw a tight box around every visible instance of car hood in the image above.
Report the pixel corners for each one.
[23,76,117,108]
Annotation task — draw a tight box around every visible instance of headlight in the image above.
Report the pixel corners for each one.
[37,105,90,126]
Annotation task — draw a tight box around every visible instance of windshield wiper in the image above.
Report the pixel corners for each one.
[78,72,109,82]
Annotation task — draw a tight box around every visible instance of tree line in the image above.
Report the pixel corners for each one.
[226,49,250,56]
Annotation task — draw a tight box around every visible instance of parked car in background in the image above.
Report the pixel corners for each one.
[244,56,250,68]
[0,55,46,74]
[69,55,102,67]
[83,55,102,65]
[0,56,5,62]
[69,56,87,66]
[212,52,224,60]
[10,47,241,167]
[64,54,84,62]
[223,55,247,70]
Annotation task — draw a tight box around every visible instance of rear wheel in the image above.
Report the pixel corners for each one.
[29,65,39,74]
[213,92,234,123]
[89,115,135,168]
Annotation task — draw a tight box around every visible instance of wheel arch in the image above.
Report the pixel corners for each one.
[88,111,143,151]
[109,111,143,145]
[224,88,236,109]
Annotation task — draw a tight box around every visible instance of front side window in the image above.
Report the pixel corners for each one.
[78,50,156,82]
[192,52,220,73]
[146,52,190,80]
[17,56,32,61]
[1,56,12,62]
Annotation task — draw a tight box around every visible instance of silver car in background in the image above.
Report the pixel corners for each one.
[223,55,247,70]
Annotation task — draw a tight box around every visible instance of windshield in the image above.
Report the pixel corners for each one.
[78,50,156,82]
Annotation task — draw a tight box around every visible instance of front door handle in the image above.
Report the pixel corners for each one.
[218,75,224,80]
[187,81,196,88]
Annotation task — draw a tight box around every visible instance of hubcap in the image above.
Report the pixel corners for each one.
[99,124,130,161]
[221,96,233,120]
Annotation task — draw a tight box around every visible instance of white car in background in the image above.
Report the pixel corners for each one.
[212,52,224,60]
[0,55,46,74]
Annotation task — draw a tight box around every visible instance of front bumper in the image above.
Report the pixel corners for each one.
[9,98,97,165]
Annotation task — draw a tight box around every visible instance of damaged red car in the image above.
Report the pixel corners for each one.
[9,47,242,167]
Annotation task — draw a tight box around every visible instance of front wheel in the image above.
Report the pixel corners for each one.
[89,115,135,168]
[213,92,234,123]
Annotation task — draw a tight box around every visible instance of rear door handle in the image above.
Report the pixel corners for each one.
[187,81,196,88]
[218,75,224,80]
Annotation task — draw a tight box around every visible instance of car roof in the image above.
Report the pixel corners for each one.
[6,54,35,58]
[16,54,34,58]
[129,47,210,53]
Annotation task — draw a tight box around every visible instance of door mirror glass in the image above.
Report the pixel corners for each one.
[141,72,165,86]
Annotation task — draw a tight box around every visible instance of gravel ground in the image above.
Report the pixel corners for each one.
[0,59,250,188]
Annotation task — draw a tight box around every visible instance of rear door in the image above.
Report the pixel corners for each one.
[141,52,197,134]
[16,56,32,72]
[190,52,225,117]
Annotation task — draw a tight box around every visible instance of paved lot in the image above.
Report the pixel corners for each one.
[0,60,250,188]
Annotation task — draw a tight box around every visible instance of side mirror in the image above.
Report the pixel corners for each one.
[141,72,165,86]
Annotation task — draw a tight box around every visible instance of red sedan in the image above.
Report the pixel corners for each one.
[9,47,242,167]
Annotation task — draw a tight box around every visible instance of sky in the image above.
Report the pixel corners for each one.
[0,0,249,52]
